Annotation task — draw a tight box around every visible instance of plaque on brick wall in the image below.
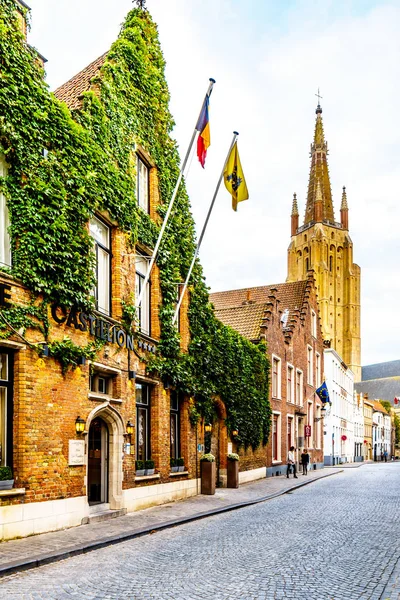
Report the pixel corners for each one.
[69,440,85,466]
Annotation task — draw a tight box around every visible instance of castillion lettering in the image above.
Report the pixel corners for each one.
[51,305,134,350]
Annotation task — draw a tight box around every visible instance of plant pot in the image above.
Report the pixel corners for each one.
[0,479,14,490]
[136,470,145,477]
[178,466,185,472]
[227,461,239,488]
[201,461,215,495]
[144,469,155,476]
[171,466,179,473]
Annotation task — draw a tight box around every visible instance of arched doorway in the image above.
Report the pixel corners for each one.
[85,402,124,510]
[87,417,109,505]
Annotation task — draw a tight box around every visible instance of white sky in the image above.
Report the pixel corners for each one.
[26,0,400,367]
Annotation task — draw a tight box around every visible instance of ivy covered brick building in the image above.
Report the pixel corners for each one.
[0,1,270,540]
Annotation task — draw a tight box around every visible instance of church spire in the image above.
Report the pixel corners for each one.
[304,102,334,225]
[291,193,299,236]
[340,185,349,229]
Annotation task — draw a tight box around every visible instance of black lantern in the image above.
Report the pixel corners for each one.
[75,416,85,434]
[204,423,212,433]
[126,420,134,436]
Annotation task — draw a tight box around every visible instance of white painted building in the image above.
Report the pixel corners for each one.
[353,392,365,462]
[372,401,391,460]
[323,348,355,465]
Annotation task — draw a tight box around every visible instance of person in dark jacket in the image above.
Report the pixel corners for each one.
[300,449,310,475]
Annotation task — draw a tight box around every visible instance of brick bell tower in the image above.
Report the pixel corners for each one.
[287,102,361,381]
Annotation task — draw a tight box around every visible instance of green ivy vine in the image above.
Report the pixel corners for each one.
[0,1,271,449]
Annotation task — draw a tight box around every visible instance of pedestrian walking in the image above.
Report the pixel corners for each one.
[300,449,310,475]
[287,446,298,478]
[383,450,388,462]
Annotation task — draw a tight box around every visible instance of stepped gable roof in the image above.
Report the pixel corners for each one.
[53,53,107,110]
[210,280,309,341]
[362,360,400,381]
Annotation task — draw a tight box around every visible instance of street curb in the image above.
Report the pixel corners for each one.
[0,469,343,579]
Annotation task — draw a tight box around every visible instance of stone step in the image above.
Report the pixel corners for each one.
[83,508,127,525]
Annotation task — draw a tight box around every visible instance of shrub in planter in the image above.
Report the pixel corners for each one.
[200,453,215,462]
[170,458,179,473]
[144,460,155,475]
[177,457,185,472]
[135,460,145,477]
[227,453,239,461]
[0,466,14,490]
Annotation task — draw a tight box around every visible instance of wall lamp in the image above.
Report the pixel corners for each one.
[232,429,239,437]
[314,405,327,422]
[126,420,135,436]
[204,423,212,433]
[75,416,85,434]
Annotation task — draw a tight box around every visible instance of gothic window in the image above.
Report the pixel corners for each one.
[136,383,151,462]
[135,252,151,336]
[136,155,149,213]
[0,351,13,468]
[170,390,180,461]
[0,157,11,267]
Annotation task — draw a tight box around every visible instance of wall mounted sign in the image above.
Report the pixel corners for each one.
[68,440,85,466]
[304,425,311,438]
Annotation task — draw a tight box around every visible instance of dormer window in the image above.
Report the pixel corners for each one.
[136,155,149,213]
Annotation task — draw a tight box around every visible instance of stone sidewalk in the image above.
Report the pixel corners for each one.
[0,466,346,578]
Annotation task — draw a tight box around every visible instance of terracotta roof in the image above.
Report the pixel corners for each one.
[210,280,309,341]
[53,53,107,110]
[372,400,390,414]
[214,303,266,341]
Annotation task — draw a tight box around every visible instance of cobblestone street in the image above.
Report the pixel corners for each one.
[1,463,399,600]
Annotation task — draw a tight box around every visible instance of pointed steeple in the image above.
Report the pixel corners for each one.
[340,186,349,229]
[291,193,299,236]
[304,103,334,225]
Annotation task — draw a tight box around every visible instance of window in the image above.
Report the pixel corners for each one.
[307,402,313,447]
[136,155,149,212]
[170,391,180,461]
[89,216,111,316]
[307,346,313,385]
[272,413,281,461]
[311,310,317,337]
[296,370,303,406]
[0,351,13,467]
[0,157,11,267]
[315,353,321,388]
[287,365,294,403]
[271,355,281,399]
[136,383,151,462]
[287,416,293,452]
[135,253,150,336]
[90,373,111,395]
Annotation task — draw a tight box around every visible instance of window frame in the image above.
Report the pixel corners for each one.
[287,364,294,404]
[271,354,281,400]
[136,154,150,213]
[0,349,13,469]
[272,411,281,462]
[311,310,317,338]
[136,382,151,462]
[296,369,303,406]
[0,157,11,268]
[89,215,112,317]
[135,252,151,336]
[307,345,313,385]
[315,352,321,388]
[170,390,180,461]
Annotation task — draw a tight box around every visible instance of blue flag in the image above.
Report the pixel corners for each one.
[316,381,330,404]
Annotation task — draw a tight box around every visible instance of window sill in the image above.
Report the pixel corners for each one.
[88,392,122,403]
[169,471,189,477]
[134,474,160,483]
[272,461,282,465]
[0,488,25,497]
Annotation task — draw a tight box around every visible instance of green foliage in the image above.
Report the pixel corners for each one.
[0,301,49,339]
[135,460,144,471]
[200,453,215,463]
[0,466,13,480]
[47,337,101,375]
[380,400,392,414]
[394,413,400,445]
[176,457,184,467]
[0,2,270,448]
[227,453,239,461]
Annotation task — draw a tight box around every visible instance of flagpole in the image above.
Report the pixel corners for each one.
[172,131,239,325]
[136,77,216,311]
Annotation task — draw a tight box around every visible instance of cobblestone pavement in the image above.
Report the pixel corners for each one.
[1,462,399,600]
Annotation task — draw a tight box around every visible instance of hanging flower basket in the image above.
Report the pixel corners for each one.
[341,435,347,441]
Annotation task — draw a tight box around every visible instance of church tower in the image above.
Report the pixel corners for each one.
[287,102,361,381]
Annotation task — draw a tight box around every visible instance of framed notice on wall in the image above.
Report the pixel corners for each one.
[69,440,85,466]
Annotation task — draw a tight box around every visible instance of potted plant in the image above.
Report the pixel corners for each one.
[170,458,179,473]
[0,466,14,490]
[227,453,239,488]
[144,459,155,475]
[135,460,145,477]
[200,453,215,495]
[177,457,185,472]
